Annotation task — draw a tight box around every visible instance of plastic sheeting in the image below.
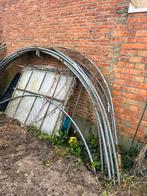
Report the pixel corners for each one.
[6,67,75,135]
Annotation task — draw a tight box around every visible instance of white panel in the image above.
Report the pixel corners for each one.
[39,72,59,97]
[54,75,73,100]
[6,67,75,136]
[41,104,61,135]
[26,97,48,126]
[34,100,50,128]
[6,90,23,118]
[26,70,45,93]
[14,92,35,124]
[18,70,32,89]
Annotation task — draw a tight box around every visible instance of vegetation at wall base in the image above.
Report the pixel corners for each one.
[27,125,144,181]
[119,140,143,172]
[27,125,101,171]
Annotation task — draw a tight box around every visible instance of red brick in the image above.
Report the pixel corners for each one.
[136,30,147,37]
[112,30,128,37]
[128,18,147,24]
[138,50,147,57]
[129,56,143,63]
[122,43,146,50]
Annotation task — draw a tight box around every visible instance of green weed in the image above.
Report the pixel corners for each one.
[119,140,143,172]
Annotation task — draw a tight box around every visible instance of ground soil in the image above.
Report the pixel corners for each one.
[0,114,147,196]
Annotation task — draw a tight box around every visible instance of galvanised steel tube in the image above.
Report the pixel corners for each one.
[49,49,114,179]
[42,48,113,179]
[53,48,114,174]
[52,49,120,181]
[0,46,120,182]
[0,47,112,172]
[50,49,117,168]
[0,47,114,180]
[0,46,112,179]
[70,55,120,182]
[80,53,118,146]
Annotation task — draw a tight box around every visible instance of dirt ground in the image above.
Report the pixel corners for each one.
[0,114,147,196]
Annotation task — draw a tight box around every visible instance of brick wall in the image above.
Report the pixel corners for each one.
[112,10,147,140]
[0,0,146,142]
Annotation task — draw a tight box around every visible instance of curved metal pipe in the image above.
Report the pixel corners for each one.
[0,46,120,183]
[51,49,119,180]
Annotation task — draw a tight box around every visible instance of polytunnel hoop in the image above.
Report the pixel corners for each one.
[0,46,120,183]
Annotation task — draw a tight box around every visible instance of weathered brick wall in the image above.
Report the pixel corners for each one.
[0,0,146,142]
[113,11,147,140]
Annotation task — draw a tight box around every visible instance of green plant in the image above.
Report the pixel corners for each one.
[91,160,101,170]
[51,129,68,146]
[27,125,51,141]
[78,133,101,170]
[68,136,81,157]
[119,140,143,171]
[42,159,51,166]
[27,126,101,171]
[27,125,41,137]
[101,191,108,196]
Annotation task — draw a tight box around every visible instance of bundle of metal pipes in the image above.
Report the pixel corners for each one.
[0,46,120,183]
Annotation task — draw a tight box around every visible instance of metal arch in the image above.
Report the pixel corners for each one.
[0,46,120,183]
[49,50,113,178]
[48,48,119,180]
[0,46,118,144]
[47,49,115,178]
